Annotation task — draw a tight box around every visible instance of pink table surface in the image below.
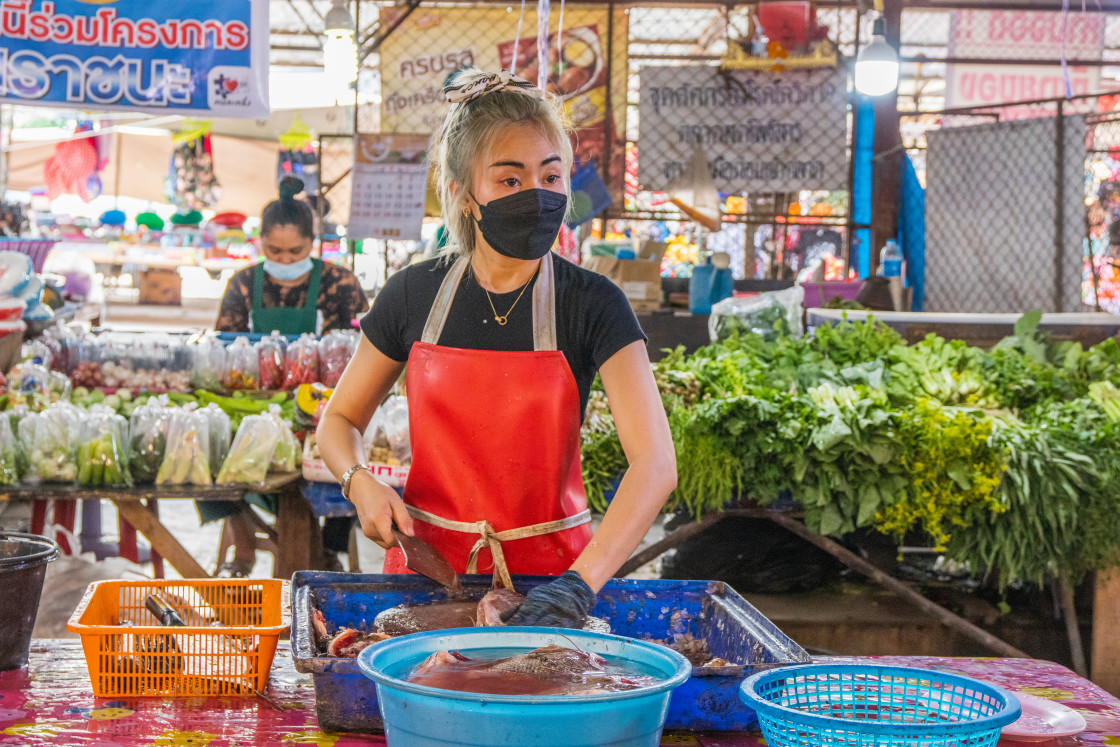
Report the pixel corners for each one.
[0,642,1116,747]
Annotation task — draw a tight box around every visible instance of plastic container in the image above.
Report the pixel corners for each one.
[291,572,810,733]
[741,664,1021,747]
[0,532,59,671]
[67,578,287,697]
[359,627,690,747]
[799,279,863,309]
[879,240,904,278]
[0,297,25,322]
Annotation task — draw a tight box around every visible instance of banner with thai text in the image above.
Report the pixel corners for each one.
[637,65,848,193]
[0,0,269,117]
[377,5,628,208]
[946,9,1102,113]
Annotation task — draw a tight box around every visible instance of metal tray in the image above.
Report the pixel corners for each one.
[291,572,809,733]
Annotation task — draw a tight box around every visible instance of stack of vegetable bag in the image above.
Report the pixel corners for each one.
[581,310,1120,592]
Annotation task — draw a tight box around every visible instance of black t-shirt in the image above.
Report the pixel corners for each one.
[360,255,646,416]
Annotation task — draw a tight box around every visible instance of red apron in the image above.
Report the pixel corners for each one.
[383,253,592,585]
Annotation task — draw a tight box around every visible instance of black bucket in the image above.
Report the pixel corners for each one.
[0,532,59,671]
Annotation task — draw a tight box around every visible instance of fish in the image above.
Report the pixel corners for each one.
[313,608,391,658]
[374,588,526,636]
[407,644,657,696]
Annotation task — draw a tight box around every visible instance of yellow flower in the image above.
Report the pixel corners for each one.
[153,729,218,746]
[3,721,64,738]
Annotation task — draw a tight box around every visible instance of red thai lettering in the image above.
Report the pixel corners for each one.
[1,0,28,37]
[157,20,178,48]
[27,7,47,40]
[135,18,157,48]
[74,14,100,45]
[51,13,73,44]
[225,20,248,51]
[178,19,203,49]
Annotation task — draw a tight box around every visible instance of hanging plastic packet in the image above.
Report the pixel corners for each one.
[191,335,226,390]
[0,415,22,485]
[77,405,132,487]
[216,412,282,485]
[319,330,358,387]
[200,404,231,480]
[282,333,320,389]
[156,406,212,486]
[19,402,81,483]
[366,395,411,466]
[223,336,259,390]
[128,396,172,484]
[257,331,286,391]
[268,406,301,473]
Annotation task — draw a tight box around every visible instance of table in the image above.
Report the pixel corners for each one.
[0,474,322,580]
[1,641,1116,746]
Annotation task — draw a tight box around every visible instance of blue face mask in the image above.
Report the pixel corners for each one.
[263,257,313,281]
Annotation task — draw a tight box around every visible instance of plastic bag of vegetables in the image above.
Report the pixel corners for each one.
[190,335,227,390]
[156,406,212,486]
[365,395,411,465]
[200,403,231,480]
[269,406,301,473]
[319,330,358,387]
[708,285,805,342]
[128,397,172,484]
[257,331,286,391]
[223,336,259,391]
[216,412,281,485]
[282,333,320,389]
[76,405,132,487]
[18,403,81,483]
[0,414,22,485]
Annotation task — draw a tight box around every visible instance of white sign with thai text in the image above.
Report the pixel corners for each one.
[637,65,848,193]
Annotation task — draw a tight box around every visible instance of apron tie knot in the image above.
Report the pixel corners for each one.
[406,505,592,590]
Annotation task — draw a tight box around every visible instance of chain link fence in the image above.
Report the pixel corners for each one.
[322,2,862,281]
[901,94,1113,314]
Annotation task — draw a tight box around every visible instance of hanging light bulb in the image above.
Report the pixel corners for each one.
[323,0,358,88]
[854,17,899,97]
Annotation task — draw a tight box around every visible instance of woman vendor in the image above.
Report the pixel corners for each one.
[317,69,676,626]
[206,177,368,576]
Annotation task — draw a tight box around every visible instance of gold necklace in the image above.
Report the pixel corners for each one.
[478,267,537,326]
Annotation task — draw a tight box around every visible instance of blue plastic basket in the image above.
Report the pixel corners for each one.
[741,664,1021,747]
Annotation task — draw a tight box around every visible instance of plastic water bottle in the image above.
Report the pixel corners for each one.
[880,240,903,278]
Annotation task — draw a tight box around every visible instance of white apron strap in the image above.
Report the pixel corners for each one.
[419,253,558,351]
[405,504,591,590]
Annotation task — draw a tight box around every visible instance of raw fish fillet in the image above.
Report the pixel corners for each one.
[408,644,657,695]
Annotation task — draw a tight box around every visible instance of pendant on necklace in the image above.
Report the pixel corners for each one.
[495,315,508,326]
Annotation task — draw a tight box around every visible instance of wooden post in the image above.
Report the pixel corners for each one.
[1093,569,1120,695]
[869,0,904,273]
[274,480,320,579]
[112,499,209,579]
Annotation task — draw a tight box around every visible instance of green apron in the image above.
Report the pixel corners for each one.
[250,258,323,334]
[199,258,325,528]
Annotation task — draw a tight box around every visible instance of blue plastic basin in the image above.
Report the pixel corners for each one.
[358,627,691,747]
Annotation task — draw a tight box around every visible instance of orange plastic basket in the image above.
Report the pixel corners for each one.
[67,578,287,697]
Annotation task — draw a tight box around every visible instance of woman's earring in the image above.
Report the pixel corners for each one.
[462,205,472,219]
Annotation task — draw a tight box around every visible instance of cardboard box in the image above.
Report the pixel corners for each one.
[138,268,182,305]
[583,241,666,311]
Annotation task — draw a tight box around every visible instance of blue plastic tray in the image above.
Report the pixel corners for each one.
[291,572,809,734]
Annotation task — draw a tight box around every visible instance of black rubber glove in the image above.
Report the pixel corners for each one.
[502,571,596,628]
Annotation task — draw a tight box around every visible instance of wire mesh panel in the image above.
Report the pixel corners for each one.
[923,104,1086,313]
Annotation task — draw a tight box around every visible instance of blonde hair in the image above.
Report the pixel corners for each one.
[432,68,574,257]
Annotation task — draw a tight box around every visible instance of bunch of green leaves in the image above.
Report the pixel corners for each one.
[670,385,807,516]
[946,413,1097,590]
[795,384,907,537]
[580,390,629,512]
[886,335,996,407]
[874,402,1006,549]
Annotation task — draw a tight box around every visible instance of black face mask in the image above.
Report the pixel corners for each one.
[471,189,567,261]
